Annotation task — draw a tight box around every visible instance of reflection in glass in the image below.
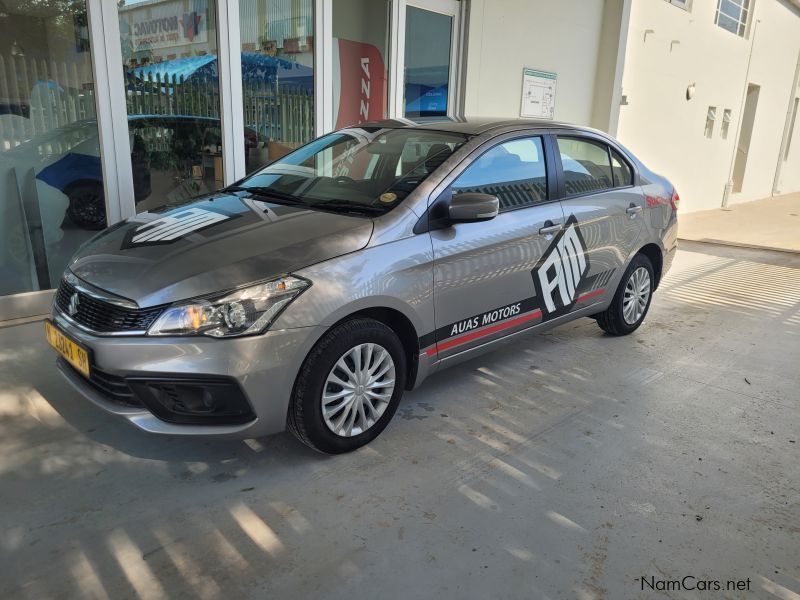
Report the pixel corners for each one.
[332,0,389,129]
[558,137,614,197]
[404,7,453,118]
[117,0,224,211]
[238,128,467,215]
[239,0,315,172]
[452,138,548,210]
[0,1,105,296]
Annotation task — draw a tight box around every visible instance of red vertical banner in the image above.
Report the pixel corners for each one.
[334,38,388,129]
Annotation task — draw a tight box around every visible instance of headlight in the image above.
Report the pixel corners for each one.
[148,276,310,338]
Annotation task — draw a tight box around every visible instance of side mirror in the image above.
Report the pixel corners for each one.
[447,192,499,224]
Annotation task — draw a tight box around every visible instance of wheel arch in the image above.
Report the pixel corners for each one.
[62,177,104,198]
[636,243,664,290]
[327,306,421,391]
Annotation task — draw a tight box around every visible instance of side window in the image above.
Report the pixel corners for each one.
[557,136,613,197]
[451,137,547,210]
[610,148,633,188]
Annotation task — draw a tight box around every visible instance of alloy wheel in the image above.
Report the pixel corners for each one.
[69,190,106,229]
[622,266,651,325]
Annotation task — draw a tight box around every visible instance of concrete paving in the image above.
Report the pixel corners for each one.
[1,242,799,600]
[679,193,800,253]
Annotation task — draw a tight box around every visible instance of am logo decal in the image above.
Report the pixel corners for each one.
[532,215,590,320]
[122,206,236,248]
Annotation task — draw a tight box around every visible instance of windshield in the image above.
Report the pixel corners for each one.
[233,127,469,216]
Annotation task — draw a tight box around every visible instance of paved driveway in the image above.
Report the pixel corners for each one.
[679,192,800,253]
[1,242,798,599]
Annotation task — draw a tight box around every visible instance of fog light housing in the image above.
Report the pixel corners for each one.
[127,377,255,425]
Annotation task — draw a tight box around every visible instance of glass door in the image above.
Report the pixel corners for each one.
[116,0,225,212]
[332,0,390,129]
[401,0,461,119]
[0,0,108,317]
[239,0,316,172]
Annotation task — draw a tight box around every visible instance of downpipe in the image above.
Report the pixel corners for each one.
[722,19,760,208]
[772,49,800,196]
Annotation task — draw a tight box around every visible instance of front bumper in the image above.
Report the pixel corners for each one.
[51,309,326,437]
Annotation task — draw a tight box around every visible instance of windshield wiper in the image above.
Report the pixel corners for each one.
[228,186,306,206]
[229,186,384,216]
[311,200,386,216]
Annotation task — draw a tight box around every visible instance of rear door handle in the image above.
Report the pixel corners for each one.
[538,221,563,235]
[626,205,643,218]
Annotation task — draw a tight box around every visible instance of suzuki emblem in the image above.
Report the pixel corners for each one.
[68,293,80,316]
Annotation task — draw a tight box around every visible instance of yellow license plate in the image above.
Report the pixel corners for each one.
[45,320,90,378]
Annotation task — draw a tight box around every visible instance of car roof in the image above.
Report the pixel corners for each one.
[347,116,594,136]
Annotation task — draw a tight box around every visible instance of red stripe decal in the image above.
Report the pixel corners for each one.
[425,309,543,356]
[577,288,605,302]
[423,288,605,358]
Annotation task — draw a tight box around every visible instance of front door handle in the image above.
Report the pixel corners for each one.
[538,221,563,235]
[626,204,643,218]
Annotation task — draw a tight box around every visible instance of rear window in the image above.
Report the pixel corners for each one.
[557,136,613,197]
[610,148,633,187]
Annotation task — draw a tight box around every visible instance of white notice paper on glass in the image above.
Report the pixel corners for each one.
[520,68,557,119]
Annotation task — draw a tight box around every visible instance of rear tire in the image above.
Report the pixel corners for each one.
[287,318,407,454]
[595,253,654,336]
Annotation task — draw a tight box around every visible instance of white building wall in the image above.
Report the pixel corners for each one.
[776,76,800,192]
[616,0,800,212]
[462,0,609,125]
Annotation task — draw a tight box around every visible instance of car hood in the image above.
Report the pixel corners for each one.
[68,193,374,307]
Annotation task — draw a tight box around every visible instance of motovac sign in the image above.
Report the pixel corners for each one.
[122,0,208,52]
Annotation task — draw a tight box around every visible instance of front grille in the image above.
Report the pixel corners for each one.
[55,278,163,334]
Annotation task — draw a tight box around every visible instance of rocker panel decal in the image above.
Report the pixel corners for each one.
[421,215,606,356]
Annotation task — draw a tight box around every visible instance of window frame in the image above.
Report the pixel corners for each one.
[414,129,559,233]
[610,147,635,189]
[393,0,464,120]
[414,129,638,234]
[446,134,552,214]
[705,106,717,139]
[665,0,692,11]
[553,134,635,200]
[721,108,733,140]
[714,0,752,38]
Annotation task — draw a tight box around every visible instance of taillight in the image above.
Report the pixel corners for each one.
[670,189,680,212]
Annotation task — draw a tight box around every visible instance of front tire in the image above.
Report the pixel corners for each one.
[66,182,106,230]
[595,253,654,336]
[287,318,407,454]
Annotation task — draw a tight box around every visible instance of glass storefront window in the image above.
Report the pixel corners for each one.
[0,1,105,296]
[117,0,224,211]
[239,0,315,172]
[404,6,453,118]
[332,0,389,129]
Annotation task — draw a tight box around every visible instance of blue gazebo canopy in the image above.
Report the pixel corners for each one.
[130,52,313,91]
